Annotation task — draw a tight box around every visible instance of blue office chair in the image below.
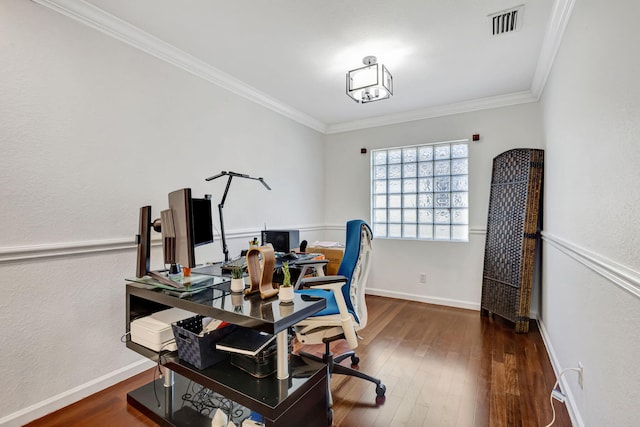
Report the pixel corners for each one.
[294,220,386,406]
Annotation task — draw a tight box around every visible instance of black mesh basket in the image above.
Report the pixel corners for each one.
[172,315,234,370]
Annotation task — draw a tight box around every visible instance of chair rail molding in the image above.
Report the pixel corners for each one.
[327,226,487,235]
[541,231,640,299]
[0,224,326,263]
[0,238,140,263]
[470,227,486,236]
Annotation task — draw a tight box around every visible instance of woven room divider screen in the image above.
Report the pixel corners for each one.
[480,148,544,333]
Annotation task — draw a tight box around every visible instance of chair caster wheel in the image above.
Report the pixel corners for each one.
[351,355,360,365]
[376,383,386,397]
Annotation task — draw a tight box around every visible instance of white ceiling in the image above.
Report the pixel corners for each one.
[49,0,566,133]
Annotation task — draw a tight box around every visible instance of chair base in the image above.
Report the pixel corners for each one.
[299,341,386,400]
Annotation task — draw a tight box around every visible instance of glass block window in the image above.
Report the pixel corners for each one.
[371,140,469,241]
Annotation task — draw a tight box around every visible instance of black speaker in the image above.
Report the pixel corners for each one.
[261,230,300,253]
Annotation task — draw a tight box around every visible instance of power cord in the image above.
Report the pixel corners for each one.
[120,331,131,343]
[153,341,177,408]
[544,367,581,427]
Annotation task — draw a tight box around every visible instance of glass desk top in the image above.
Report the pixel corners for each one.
[126,265,326,335]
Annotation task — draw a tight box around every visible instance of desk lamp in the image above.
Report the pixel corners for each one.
[205,171,271,263]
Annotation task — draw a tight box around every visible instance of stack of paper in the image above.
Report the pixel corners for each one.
[310,240,344,248]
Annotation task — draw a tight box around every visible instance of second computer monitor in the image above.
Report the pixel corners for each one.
[261,230,299,253]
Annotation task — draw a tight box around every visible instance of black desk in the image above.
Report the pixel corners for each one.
[125,271,328,427]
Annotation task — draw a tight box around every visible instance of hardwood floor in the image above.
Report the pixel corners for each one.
[25,296,571,427]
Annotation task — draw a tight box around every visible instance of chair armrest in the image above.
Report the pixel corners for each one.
[300,275,348,288]
[298,274,358,348]
[293,260,329,289]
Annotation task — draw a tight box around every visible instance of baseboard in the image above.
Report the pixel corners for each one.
[0,358,154,427]
[537,318,585,427]
[367,288,541,319]
[366,287,480,311]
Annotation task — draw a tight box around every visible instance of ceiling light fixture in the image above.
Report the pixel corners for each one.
[346,56,393,103]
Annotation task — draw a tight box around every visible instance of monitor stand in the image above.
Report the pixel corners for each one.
[136,206,184,289]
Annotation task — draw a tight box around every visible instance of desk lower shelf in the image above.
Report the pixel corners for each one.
[127,354,328,427]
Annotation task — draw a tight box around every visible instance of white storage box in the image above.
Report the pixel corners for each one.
[131,307,195,352]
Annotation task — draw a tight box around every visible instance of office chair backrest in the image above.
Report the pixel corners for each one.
[337,219,373,328]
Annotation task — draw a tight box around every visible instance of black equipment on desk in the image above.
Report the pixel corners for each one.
[220,257,247,272]
[261,230,299,253]
[278,251,299,262]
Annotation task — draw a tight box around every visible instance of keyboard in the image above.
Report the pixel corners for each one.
[220,257,246,272]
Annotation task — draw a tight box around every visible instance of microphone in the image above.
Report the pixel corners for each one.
[258,178,272,190]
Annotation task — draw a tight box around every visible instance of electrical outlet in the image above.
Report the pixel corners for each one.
[419,273,427,284]
[578,362,584,389]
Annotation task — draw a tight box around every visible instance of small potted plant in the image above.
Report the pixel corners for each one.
[230,265,244,293]
[278,262,294,303]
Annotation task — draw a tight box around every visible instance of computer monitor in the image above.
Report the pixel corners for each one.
[135,205,153,278]
[261,229,300,254]
[167,188,213,269]
[135,188,213,280]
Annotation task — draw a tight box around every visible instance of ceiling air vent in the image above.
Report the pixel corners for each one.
[489,4,524,35]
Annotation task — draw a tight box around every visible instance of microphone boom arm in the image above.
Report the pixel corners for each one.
[205,171,272,262]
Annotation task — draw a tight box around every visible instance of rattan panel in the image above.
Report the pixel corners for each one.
[481,149,543,333]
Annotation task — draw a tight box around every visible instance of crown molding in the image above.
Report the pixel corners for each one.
[530,0,576,98]
[31,0,327,134]
[325,91,538,134]
[31,0,573,136]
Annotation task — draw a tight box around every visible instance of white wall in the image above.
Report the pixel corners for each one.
[540,0,640,426]
[0,1,324,425]
[324,103,545,309]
